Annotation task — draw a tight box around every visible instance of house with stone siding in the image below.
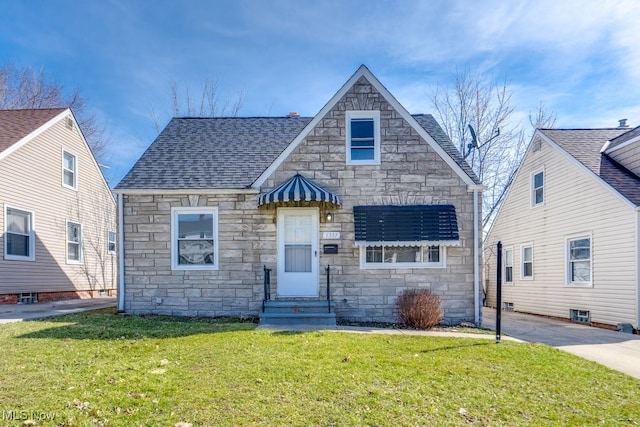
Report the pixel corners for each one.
[114,65,483,326]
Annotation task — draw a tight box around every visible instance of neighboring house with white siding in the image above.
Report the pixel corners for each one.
[0,108,117,304]
[114,65,484,326]
[485,122,640,330]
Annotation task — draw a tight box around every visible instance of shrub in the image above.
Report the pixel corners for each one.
[397,289,443,329]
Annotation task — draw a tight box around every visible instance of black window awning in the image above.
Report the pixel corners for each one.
[353,205,460,247]
[259,173,341,206]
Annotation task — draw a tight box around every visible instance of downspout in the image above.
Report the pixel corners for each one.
[117,193,125,312]
[473,189,481,325]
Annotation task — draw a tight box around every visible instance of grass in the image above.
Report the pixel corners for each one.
[0,309,639,426]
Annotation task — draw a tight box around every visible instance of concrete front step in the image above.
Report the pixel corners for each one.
[260,299,336,326]
[262,299,334,314]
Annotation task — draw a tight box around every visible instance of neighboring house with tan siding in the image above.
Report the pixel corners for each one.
[485,123,640,330]
[0,108,117,304]
[114,65,484,326]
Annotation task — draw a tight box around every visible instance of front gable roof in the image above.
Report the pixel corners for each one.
[253,65,480,188]
[0,108,67,160]
[116,65,480,192]
[538,128,640,206]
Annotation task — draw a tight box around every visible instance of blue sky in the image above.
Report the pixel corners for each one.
[2,0,639,186]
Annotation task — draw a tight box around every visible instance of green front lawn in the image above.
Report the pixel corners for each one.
[0,309,639,426]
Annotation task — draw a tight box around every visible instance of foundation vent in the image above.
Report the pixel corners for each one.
[503,302,514,312]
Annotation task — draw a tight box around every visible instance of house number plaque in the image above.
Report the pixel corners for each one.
[322,232,340,239]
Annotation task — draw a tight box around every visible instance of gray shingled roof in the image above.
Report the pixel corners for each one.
[117,117,312,189]
[607,125,640,150]
[539,128,640,206]
[116,114,480,190]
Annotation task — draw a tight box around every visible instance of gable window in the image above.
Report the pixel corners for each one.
[63,151,77,190]
[521,244,533,279]
[67,221,82,263]
[346,111,380,165]
[5,207,35,261]
[531,170,544,206]
[567,235,592,285]
[107,231,116,254]
[504,247,513,283]
[171,207,218,270]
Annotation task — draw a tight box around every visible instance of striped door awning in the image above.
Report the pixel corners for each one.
[259,173,341,206]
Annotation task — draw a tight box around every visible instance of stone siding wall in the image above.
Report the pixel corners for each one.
[123,193,273,317]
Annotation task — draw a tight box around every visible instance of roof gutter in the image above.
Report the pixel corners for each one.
[112,188,260,195]
[117,193,125,312]
[473,188,481,325]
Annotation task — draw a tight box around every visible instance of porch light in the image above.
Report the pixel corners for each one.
[325,212,333,222]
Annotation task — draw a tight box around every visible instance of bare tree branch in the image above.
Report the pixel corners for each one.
[0,62,109,163]
[430,70,554,232]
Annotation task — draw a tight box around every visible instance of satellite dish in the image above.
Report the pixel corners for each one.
[468,125,478,148]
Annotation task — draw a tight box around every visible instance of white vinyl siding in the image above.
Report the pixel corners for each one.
[171,207,218,270]
[485,133,639,327]
[607,142,640,177]
[346,110,380,165]
[4,206,35,261]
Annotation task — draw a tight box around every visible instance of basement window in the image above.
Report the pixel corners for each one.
[18,293,38,304]
[570,309,590,324]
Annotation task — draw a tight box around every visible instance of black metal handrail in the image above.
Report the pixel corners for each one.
[326,265,331,313]
[262,265,272,312]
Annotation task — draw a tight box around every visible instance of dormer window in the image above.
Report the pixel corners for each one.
[346,111,380,165]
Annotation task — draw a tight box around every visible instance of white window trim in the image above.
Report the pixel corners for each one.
[107,231,116,255]
[66,220,83,264]
[346,110,381,165]
[530,168,544,207]
[503,246,514,285]
[4,205,36,261]
[520,243,533,280]
[171,206,219,271]
[359,245,446,269]
[62,149,78,191]
[565,233,593,287]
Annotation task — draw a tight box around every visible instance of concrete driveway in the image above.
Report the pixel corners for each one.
[482,307,640,379]
[0,297,116,324]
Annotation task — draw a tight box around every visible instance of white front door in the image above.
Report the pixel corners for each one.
[277,208,319,297]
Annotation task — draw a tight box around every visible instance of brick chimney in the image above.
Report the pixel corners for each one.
[287,112,300,118]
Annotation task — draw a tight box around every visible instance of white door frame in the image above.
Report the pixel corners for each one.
[276,207,319,297]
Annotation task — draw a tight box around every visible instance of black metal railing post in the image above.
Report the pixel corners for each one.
[326,265,331,313]
[263,265,271,312]
[496,241,502,344]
